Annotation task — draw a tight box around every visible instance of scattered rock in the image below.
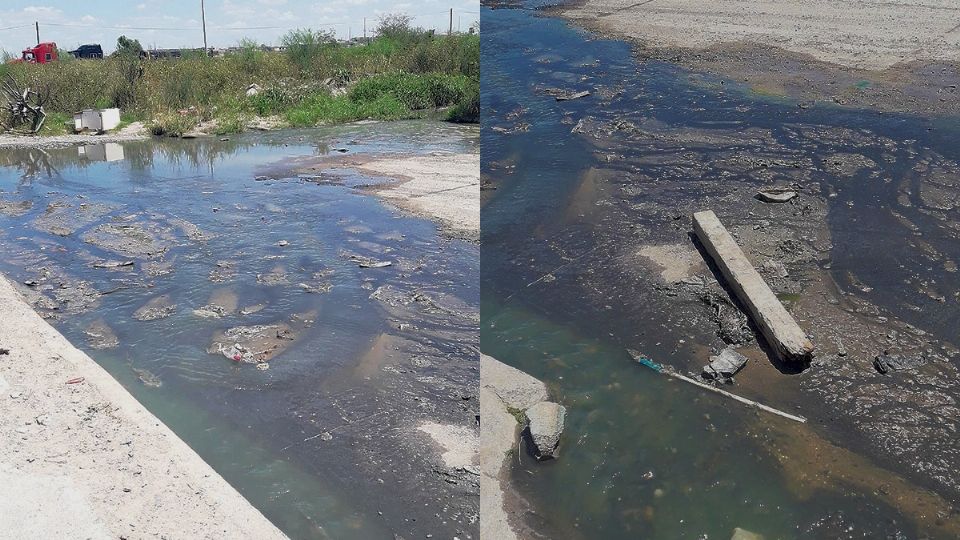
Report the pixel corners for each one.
[84,320,119,349]
[133,295,176,321]
[702,347,748,380]
[132,367,162,387]
[239,304,266,316]
[524,401,566,460]
[256,265,288,285]
[873,353,927,374]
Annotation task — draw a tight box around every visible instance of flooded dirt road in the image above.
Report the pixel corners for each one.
[482,2,960,538]
[0,121,479,539]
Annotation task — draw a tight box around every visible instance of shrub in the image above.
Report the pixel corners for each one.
[349,72,469,110]
[281,28,336,72]
[447,79,479,123]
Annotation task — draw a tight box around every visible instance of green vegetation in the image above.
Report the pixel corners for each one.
[0,15,479,136]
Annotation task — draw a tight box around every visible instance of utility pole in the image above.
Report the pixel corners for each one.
[35,22,39,45]
[200,0,208,53]
[448,9,453,35]
[363,18,367,43]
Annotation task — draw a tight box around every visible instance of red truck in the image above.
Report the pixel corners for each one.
[12,42,59,64]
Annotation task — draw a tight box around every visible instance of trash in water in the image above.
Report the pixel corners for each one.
[628,349,806,423]
[756,188,797,203]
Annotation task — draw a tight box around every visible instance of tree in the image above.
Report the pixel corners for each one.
[115,35,144,58]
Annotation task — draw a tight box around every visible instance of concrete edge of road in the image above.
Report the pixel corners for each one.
[0,274,287,539]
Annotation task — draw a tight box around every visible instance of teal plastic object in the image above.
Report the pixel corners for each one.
[635,356,662,373]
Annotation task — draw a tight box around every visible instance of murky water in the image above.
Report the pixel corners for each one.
[0,121,478,539]
[482,3,960,539]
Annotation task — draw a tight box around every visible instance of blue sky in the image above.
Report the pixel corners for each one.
[0,0,479,54]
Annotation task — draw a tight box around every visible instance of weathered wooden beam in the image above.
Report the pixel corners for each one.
[693,210,814,363]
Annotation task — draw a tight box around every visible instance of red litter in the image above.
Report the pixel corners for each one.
[232,354,243,362]
[66,377,85,385]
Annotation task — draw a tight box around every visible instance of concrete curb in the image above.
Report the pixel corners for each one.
[0,275,287,539]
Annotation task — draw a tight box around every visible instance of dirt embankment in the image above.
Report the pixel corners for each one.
[0,123,148,149]
[288,151,481,241]
[554,0,960,116]
[0,275,286,539]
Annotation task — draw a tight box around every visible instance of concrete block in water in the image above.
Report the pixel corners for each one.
[693,210,814,363]
[524,401,566,460]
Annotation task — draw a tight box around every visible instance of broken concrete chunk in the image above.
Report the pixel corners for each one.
[693,210,814,363]
[702,348,748,380]
[524,401,566,460]
[480,354,548,410]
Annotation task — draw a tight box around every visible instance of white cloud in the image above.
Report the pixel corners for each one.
[23,6,63,16]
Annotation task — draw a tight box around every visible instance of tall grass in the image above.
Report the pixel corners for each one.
[0,28,479,133]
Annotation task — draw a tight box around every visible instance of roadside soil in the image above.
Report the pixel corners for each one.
[0,275,286,539]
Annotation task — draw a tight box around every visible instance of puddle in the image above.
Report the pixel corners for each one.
[482,2,960,538]
[0,120,479,539]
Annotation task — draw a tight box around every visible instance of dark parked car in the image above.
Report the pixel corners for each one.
[70,44,103,59]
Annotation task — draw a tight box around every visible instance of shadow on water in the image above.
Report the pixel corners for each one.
[0,121,478,539]
[482,2,960,538]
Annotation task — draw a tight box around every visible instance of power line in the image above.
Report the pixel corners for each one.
[41,22,287,31]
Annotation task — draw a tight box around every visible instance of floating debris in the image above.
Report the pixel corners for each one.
[556,90,591,102]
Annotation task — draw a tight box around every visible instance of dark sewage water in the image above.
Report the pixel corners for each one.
[0,121,478,539]
[482,2,960,539]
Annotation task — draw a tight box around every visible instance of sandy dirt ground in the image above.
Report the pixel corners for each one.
[560,0,960,70]
[554,0,960,116]
[0,275,286,539]
[359,152,481,240]
[0,122,148,149]
[287,150,481,240]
